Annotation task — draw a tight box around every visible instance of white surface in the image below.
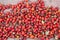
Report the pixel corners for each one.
[29,0,37,3]
[0,0,60,8]
[0,0,38,5]
[50,38,55,40]
[43,0,60,8]
[7,38,20,40]
[4,8,12,13]
[0,0,23,5]
[7,38,14,40]
[45,31,49,35]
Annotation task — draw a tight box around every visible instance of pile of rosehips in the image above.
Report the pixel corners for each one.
[0,0,60,40]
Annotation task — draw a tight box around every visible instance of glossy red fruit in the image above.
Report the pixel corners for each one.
[0,0,60,40]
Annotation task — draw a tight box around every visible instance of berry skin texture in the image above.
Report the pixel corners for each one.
[0,0,60,40]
